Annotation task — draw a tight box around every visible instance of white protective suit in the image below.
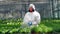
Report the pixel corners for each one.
[23,4,41,27]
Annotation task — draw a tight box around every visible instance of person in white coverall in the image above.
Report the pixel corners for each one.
[23,4,41,28]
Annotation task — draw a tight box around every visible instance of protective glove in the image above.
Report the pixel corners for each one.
[28,21,32,26]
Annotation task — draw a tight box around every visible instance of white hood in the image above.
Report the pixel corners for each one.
[29,4,35,10]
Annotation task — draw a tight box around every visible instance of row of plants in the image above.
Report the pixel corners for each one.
[0,18,60,34]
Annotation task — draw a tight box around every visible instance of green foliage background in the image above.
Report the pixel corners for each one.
[0,18,60,34]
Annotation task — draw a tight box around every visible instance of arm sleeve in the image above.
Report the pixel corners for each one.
[35,13,41,24]
[23,13,30,24]
[23,13,28,24]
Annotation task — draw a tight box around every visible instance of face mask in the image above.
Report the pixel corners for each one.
[29,7,34,12]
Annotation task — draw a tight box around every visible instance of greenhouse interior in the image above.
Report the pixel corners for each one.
[0,0,60,34]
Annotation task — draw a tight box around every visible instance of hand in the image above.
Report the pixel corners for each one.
[28,21,32,26]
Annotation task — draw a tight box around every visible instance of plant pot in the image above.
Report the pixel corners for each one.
[31,32,39,34]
